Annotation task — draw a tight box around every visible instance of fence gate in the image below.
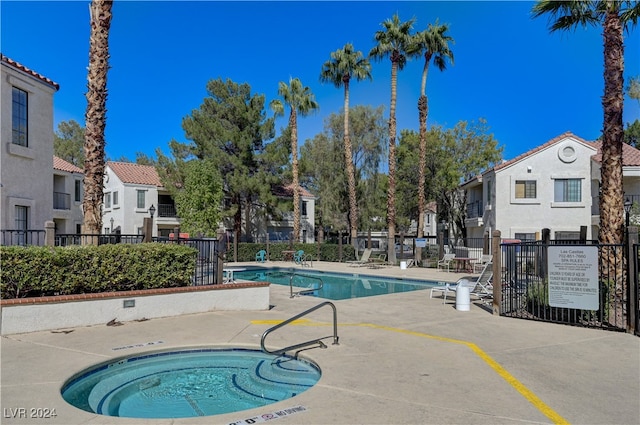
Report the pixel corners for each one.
[497,239,631,333]
[155,237,222,285]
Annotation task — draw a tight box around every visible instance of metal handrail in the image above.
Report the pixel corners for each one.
[302,253,313,267]
[289,273,323,298]
[261,301,339,356]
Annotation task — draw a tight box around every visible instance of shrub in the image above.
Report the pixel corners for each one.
[0,243,197,299]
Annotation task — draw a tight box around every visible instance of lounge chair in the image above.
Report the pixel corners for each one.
[430,262,493,303]
[347,248,373,267]
[437,253,456,272]
[367,253,388,268]
[255,250,266,262]
[293,250,305,264]
[472,254,493,273]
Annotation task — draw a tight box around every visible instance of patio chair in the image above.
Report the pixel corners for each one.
[472,254,493,273]
[437,253,456,272]
[430,262,493,303]
[255,250,266,262]
[367,253,388,269]
[346,248,373,267]
[293,250,305,264]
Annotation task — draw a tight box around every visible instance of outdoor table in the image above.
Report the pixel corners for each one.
[223,268,246,284]
[282,250,295,261]
[453,257,474,273]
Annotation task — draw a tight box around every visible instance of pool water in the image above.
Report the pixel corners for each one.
[234,268,438,300]
[61,348,321,419]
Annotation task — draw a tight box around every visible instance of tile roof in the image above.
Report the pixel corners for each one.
[588,140,640,166]
[273,184,315,199]
[53,156,83,174]
[1,54,60,91]
[107,162,162,187]
[493,131,595,172]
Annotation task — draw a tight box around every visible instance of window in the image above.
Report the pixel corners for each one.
[104,192,111,208]
[112,190,118,206]
[514,233,535,242]
[15,206,29,246]
[486,179,492,203]
[555,231,581,240]
[137,190,145,209]
[515,180,536,199]
[15,206,28,231]
[554,179,581,202]
[12,87,28,146]
[301,201,308,217]
[74,180,82,202]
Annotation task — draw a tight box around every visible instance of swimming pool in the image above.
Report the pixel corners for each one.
[61,348,321,419]
[233,268,438,300]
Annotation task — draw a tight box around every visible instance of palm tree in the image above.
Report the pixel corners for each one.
[320,43,372,249]
[412,21,454,264]
[83,0,113,244]
[369,13,415,265]
[532,0,640,246]
[270,78,319,242]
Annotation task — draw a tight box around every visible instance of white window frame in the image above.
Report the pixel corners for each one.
[136,190,146,209]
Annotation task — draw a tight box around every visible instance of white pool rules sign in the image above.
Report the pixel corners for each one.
[547,246,599,310]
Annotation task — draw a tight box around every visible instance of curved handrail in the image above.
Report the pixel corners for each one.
[261,301,339,356]
[290,273,323,298]
[302,253,313,267]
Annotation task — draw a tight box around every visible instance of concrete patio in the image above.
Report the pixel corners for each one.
[1,261,638,424]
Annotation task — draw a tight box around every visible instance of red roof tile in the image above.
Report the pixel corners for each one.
[493,131,595,172]
[588,140,640,166]
[1,54,60,91]
[107,162,162,187]
[274,184,315,198]
[53,156,83,174]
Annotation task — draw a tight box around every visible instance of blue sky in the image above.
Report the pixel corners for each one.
[2,1,639,163]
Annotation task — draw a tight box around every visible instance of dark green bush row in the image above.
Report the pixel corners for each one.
[228,242,356,262]
[0,243,197,299]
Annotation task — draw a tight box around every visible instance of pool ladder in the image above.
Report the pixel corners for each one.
[289,273,323,298]
[261,301,339,357]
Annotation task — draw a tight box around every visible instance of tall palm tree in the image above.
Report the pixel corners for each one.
[83,0,113,244]
[270,78,319,242]
[320,43,372,249]
[369,13,415,265]
[412,21,454,264]
[533,0,640,246]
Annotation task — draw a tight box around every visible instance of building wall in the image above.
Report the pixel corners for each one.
[52,169,83,233]
[492,137,596,240]
[102,168,158,235]
[0,61,57,231]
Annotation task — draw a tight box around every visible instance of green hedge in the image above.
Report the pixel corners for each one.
[0,243,197,299]
[229,242,356,262]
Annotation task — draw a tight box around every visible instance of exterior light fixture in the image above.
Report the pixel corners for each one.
[624,198,632,228]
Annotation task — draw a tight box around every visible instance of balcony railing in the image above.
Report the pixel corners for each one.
[158,203,177,218]
[53,192,71,210]
[591,194,640,215]
[466,200,483,219]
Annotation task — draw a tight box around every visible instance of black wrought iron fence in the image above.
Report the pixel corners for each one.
[54,234,144,246]
[154,236,221,285]
[499,240,629,332]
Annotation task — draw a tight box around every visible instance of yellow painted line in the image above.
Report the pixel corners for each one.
[251,319,570,425]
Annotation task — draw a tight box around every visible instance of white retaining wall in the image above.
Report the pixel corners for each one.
[0,284,269,335]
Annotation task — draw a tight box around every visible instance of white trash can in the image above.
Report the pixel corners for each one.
[400,261,407,270]
[456,285,470,311]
